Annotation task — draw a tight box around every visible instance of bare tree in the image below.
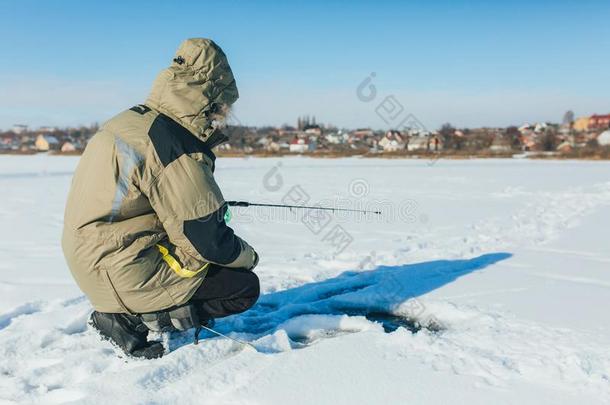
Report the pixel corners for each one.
[541,129,558,151]
[439,123,457,149]
[563,110,575,126]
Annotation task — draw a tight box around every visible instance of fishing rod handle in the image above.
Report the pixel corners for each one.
[226,201,250,207]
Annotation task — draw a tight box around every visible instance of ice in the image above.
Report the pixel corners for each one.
[0,155,609,404]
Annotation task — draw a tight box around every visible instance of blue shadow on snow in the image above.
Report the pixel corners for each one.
[219,252,511,336]
[169,253,511,350]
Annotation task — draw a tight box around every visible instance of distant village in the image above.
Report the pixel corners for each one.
[1,111,609,159]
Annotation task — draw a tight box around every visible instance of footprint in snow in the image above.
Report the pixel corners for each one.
[0,301,45,331]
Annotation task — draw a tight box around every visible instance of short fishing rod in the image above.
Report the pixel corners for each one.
[226,201,381,215]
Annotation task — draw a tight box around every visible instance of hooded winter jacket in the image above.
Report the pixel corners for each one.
[62,38,256,314]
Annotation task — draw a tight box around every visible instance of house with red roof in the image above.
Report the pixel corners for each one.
[589,114,610,130]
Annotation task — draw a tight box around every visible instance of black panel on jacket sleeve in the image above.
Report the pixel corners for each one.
[183,204,242,265]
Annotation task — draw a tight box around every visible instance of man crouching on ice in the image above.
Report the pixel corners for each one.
[62,38,259,359]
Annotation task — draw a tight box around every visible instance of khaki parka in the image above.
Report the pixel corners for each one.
[62,38,256,314]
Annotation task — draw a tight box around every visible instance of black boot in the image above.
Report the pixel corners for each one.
[89,311,164,359]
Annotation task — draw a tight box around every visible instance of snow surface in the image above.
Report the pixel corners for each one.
[0,154,609,404]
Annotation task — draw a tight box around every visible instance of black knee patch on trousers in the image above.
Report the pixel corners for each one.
[190,267,260,320]
[242,271,260,303]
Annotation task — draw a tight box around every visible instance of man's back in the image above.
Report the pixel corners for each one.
[62,105,209,313]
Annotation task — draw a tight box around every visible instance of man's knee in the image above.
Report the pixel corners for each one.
[242,271,260,309]
[190,267,261,318]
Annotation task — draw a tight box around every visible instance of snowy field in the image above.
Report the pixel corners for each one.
[0,154,609,405]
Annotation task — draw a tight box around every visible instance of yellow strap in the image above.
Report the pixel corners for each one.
[156,244,209,278]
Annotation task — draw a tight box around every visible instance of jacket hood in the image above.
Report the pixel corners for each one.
[146,38,239,141]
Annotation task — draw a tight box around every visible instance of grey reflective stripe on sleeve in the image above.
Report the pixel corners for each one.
[109,135,143,223]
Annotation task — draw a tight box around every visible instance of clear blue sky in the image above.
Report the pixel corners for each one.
[0,0,608,130]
